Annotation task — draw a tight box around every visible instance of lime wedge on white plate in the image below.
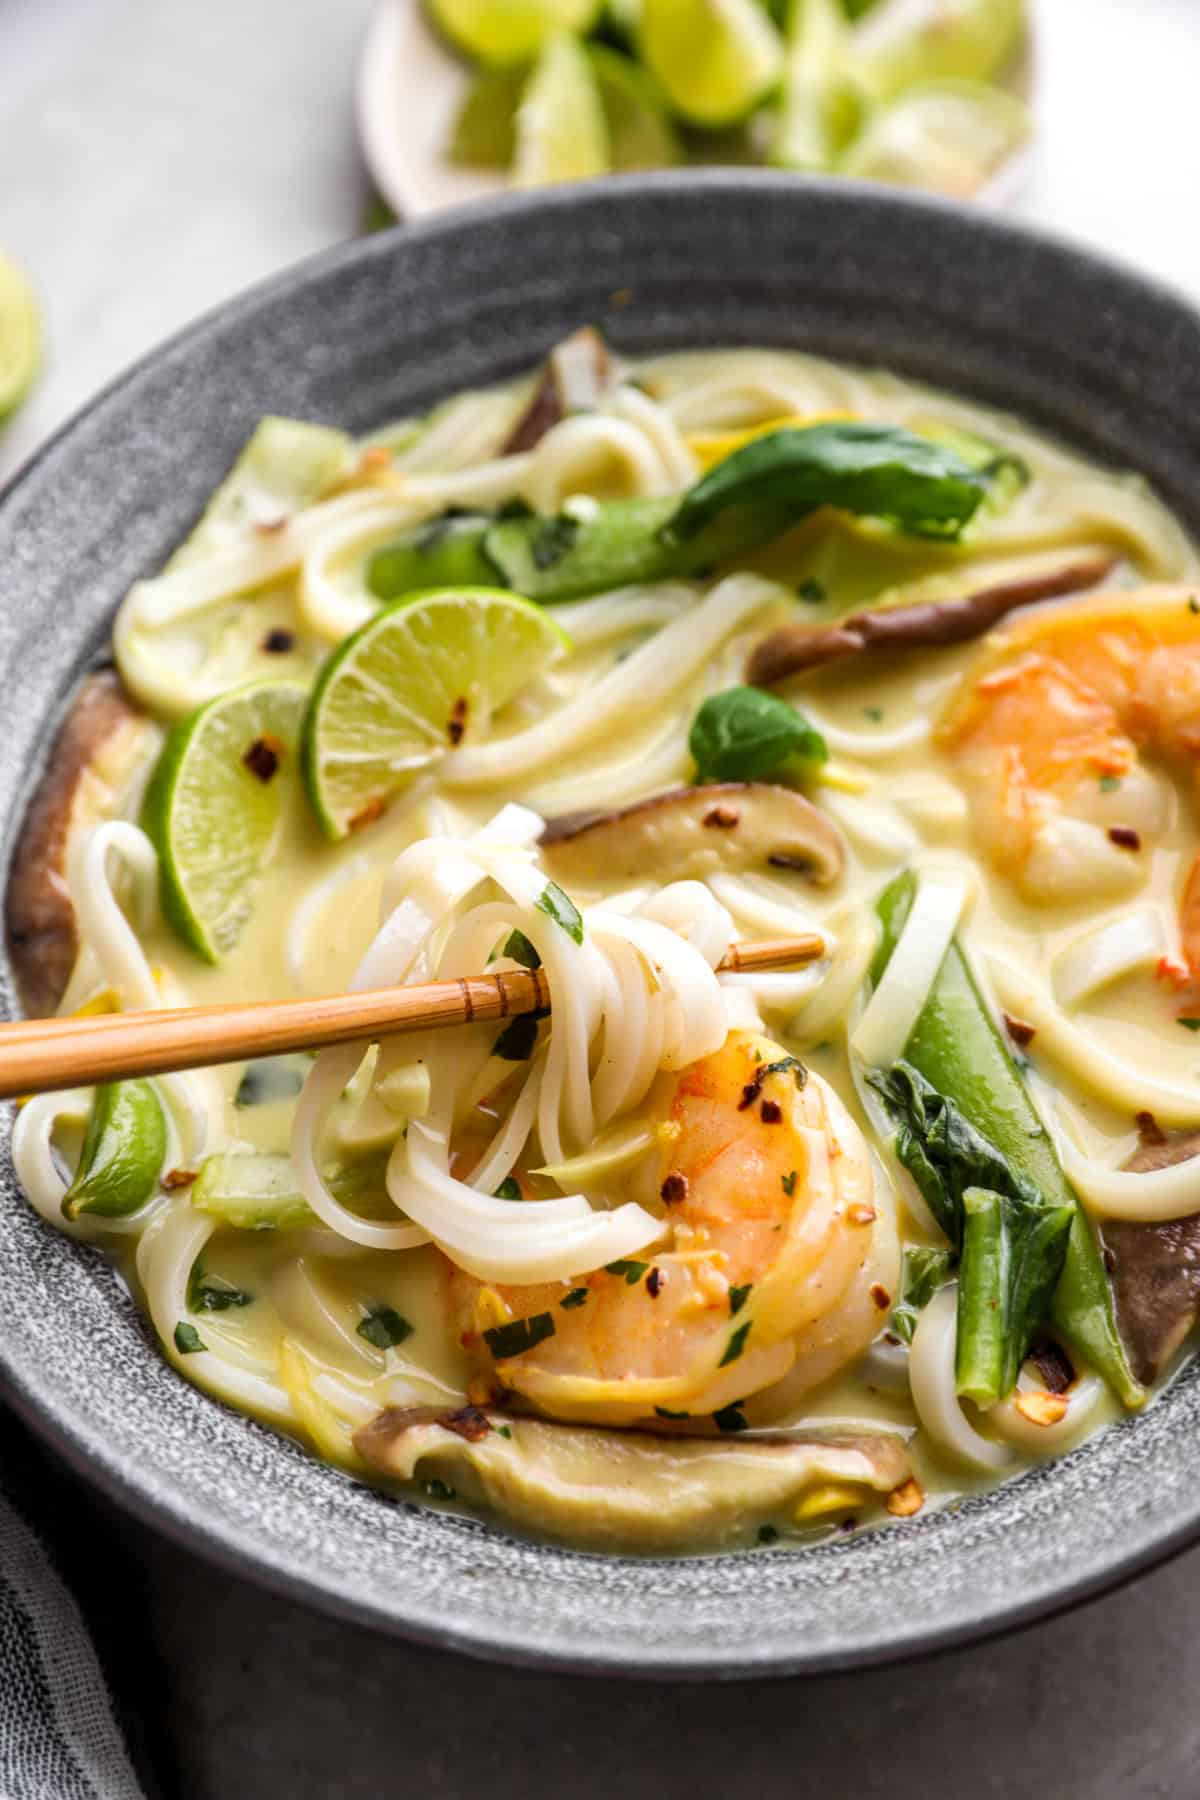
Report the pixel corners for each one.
[141,680,308,962]
[772,0,860,171]
[302,588,570,839]
[848,0,1027,104]
[842,79,1030,200]
[513,33,611,186]
[640,0,784,127]
[425,0,601,63]
[0,252,42,423]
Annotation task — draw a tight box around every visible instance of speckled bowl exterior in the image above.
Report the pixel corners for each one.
[3,175,1200,1678]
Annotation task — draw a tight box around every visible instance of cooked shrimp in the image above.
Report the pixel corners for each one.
[448,1029,898,1427]
[940,588,1200,960]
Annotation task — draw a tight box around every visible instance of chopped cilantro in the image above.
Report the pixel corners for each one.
[762,1055,806,1090]
[605,1259,649,1284]
[535,880,584,944]
[503,928,541,970]
[864,705,884,722]
[560,1287,589,1309]
[1180,1018,1200,1032]
[654,1406,690,1420]
[173,1321,206,1355]
[497,1425,513,1439]
[781,1170,797,1197]
[797,578,826,603]
[494,1176,522,1200]
[1190,595,1200,616]
[719,1319,753,1367]
[187,1264,253,1312]
[492,1012,545,1060]
[757,1523,779,1545]
[1098,774,1122,793]
[729,1283,752,1316]
[357,1304,414,1350]
[713,1402,749,1433]
[483,1312,556,1358]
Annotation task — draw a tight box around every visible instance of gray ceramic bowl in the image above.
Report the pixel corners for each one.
[3,174,1200,1678]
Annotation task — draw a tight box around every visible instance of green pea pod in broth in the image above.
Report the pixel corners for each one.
[871,870,1143,1408]
[62,1080,167,1221]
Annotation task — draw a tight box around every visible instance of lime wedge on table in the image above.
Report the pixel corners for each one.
[640,0,785,128]
[0,252,42,423]
[425,0,602,64]
[302,589,570,840]
[847,0,1027,104]
[842,79,1030,199]
[141,680,307,962]
[772,0,861,171]
[513,33,611,186]
[451,44,678,173]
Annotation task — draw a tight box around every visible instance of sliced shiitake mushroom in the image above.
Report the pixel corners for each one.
[539,782,845,888]
[6,671,155,1016]
[746,555,1115,688]
[1102,1129,1200,1385]
[502,327,617,454]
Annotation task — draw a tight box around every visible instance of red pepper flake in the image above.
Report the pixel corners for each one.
[869,1283,890,1310]
[702,806,740,830]
[737,1077,763,1111]
[160,1167,196,1190]
[349,795,387,832]
[1107,825,1141,851]
[660,1172,688,1205]
[447,696,469,746]
[1003,1012,1036,1049]
[1028,1338,1075,1395]
[1135,1110,1166,1145]
[437,1405,492,1443]
[242,734,283,783]
[759,1098,783,1124]
[253,515,289,535]
[1156,955,1190,990]
[261,627,296,654]
[646,1268,663,1298]
[360,446,392,473]
[846,1203,876,1226]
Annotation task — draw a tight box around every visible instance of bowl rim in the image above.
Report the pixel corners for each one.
[5,169,1200,1679]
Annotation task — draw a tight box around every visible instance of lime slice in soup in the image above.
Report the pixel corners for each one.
[513,33,611,186]
[0,252,42,423]
[842,79,1030,199]
[302,588,570,840]
[142,680,307,962]
[425,0,601,64]
[640,0,784,128]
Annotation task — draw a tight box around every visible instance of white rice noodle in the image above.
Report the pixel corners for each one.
[443,574,786,789]
[285,852,371,990]
[986,955,1200,1128]
[606,385,699,488]
[798,708,932,760]
[820,790,921,861]
[851,868,970,1069]
[297,501,423,641]
[988,1367,1107,1452]
[550,584,694,648]
[1057,1135,1200,1224]
[525,413,673,511]
[908,1287,1013,1472]
[1052,907,1169,1009]
[523,713,692,815]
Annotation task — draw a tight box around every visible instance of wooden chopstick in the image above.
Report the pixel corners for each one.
[0,934,824,1101]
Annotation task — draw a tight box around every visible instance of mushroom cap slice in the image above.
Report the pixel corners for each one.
[539,782,845,888]
[502,326,617,455]
[354,1406,910,1552]
[6,672,155,1016]
[1102,1129,1200,1385]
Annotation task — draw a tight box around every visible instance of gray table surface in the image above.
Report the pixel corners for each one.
[4,1,1200,1793]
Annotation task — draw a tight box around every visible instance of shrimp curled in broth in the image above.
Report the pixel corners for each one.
[450,1030,898,1427]
[939,588,1200,973]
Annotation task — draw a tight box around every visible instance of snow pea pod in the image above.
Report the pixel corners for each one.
[62,1079,166,1220]
[872,870,1142,1407]
[956,1185,1072,1407]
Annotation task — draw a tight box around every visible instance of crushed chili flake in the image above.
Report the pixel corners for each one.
[737,1077,763,1112]
[437,1405,493,1443]
[1156,955,1190,990]
[359,446,391,473]
[1102,1245,1116,1274]
[702,806,740,830]
[349,795,387,832]
[646,1268,663,1298]
[869,1283,891,1311]
[241,734,283,783]
[885,1478,924,1518]
[1014,1391,1069,1427]
[1028,1339,1075,1395]
[447,696,469,746]
[261,627,296,654]
[1136,1110,1166,1145]
[846,1203,876,1226]
[1107,825,1141,851]
[160,1167,196,1190]
[1003,1012,1036,1048]
[759,1098,783,1125]
[253,515,288,535]
[660,1172,688,1205]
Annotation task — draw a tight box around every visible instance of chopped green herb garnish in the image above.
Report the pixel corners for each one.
[535,880,584,944]
[689,685,827,784]
[605,1259,649,1284]
[1180,1018,1200,1032]
[781,1170,797,1197]
[1189,595,1200,615]
[719,1320,753,1367]
[757,1523,779,1545]
[1098,775,1122,793]
[497,1425,513,1439]
[654,1406,690,1420]
[494,1176,522,1200]
[357,1304,415,1350]
[483,1312,556,1358]
[762,1055,807,1090]
[173,1321,206,1355]
[503,928,541,970]
[560,1287,589,1309]
[713,1401,749,1433]
[530,514,580,570]
[797,578,826,603]
[864,705,884,722]
[729,1283,752,1316]
[424,1478,457,1501]
[890,1245,955,1346]
[187,1264,254,1312]
[492,1012,545,1060]
[234,1055,308,1108]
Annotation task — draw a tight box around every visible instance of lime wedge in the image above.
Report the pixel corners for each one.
[142,680,307,962]
[640,0,784,127]
[848,0,1027,104]
[772,0,862,170]
[425,0,602,64]
[513,32,611,186]
[451,44,679,173]
[0,252,42,423]
[449,65,528,166]
[302,589,570,839]
[842,79,1030,199]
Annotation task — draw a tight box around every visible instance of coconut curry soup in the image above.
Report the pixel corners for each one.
[11,332,1200,1554]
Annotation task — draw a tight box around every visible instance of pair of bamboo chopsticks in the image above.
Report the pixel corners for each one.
[0,933,824,1101]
